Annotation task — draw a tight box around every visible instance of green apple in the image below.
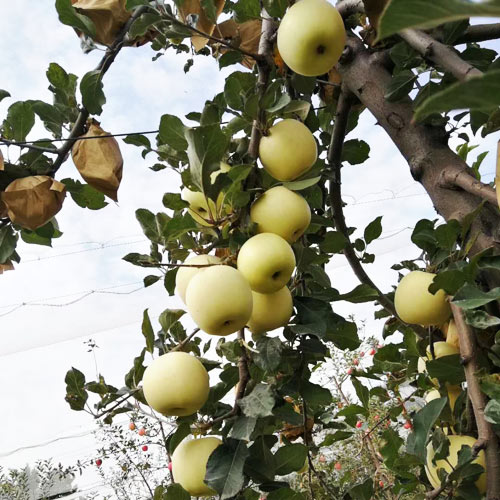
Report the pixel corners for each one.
[426,435,485,493]
[247,286,294,337]
[259,119,317,182]
[142,352,209,416]
[186,265,253,335]
[172,437,222,497]
[250,186,311,243]
[394,271,451,326]
[181,187,217,226]
[175,254,222,303]
[237,233,296,293]
[277,0,346,77]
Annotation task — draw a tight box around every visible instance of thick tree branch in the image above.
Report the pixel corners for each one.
[248,11,275,160]
[336,35,500,265]
[440,170,498,207]
[400,29,482,80]
[327,87,398,317]
[451,303,500,499]
[51,6,150,175]
[454,23,500,44]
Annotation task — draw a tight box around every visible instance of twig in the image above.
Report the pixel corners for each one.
[93,389,140,419]
[50,5,150,175]
[248,10,275,160]
[454,23,500,44]
[439,169,498,208]
[0,137,58,154]
[300,397,316,500]
[400,29,482,80]
[450,303,500,498]
[169,328,200,352]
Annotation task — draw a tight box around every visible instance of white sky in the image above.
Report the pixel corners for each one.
[0,2,499,497]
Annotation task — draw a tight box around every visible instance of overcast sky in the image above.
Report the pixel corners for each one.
[0,2,499,497]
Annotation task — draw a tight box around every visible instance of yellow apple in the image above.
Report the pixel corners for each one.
[250,186,311,243]
[441,320,460,350]
[426,341,460,360]
[394,271,451,326]
[259,119,317,182]
[277,0,346,77]
[247,287,294,336]
[425,385,462,412]
[426,435,486,493]
[181,187,217,226]
[237,233,296,293]
[175,254,222,303]
[142,352,209,416]
[186,265,253,335]
[172,437,223,497]
[210,161,231,183]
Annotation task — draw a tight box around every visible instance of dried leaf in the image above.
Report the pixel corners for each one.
[363,0,390,32]
[178,0,225,52]
[0,150,4,171]
[1,176,66,230]
[71,0,131,46]
[0,260,14,275]
[319,68,342,104]
[211,19,261,68]
[72,122,123,201]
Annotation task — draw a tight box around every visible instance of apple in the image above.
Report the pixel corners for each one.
[95,458,102,467]
[171,437,223,497]
[142,445,148,452]
[403,421,412,430]
[359,351,365,357]
[426,435,486,493]
[259,119,317,182]
[369,348,376,355]
[186,265,253,335]
[168,462,173,471]
[175,254,222,303]
[142,351,210,416]
[356,421,362,429]
[210,161,231,184]
[353,358,359,366]
[347,367,353,375]
[250,186,311,243]
[128,422,135,431]
[237,233,296,294]
[426,341,460,360]
[181,187,218,226]
[318,454,326,463]
[247,287,293,336]
[277,0,346,77]
[394,271,451,326]
[334,462,342,471]
[441,319,460,350]
[425,385,462,413]
[138,428,146,436]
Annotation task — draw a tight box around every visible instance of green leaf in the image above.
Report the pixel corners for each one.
[263,0,288,17]
[364,216,383,245]
[80,70,106,115]
[168,422,192,454]
[142,309,155,353]
[64,367,88,411]
[159,309,186,333]
[274,444,307,475]
[267,489,306,500]
[385,70,417,102]
[348,478,374,500]
[253,337,283,371]
[0,90,10,103]
[406,397,447,461]
[126,0,150,9]
[205,439,249,500]
[162,484,190,500]
[426,355,465,385]
[129,12,161,38]
[452,284,500,309]
[377,0,500,41]
[282,100,312,122]
[159,114,188,151]
[238,383,275,418]
[232,0,261,22]
[282,176,321,191]
[465,309,500,329]
[0,226,18,264]
[319,231,348,253]
[325,319,361,351]
[245,436,277,483]
[484,399,500,424]
[20,221,62,247]
[330,284,379,304]
[352,378,370,409]
[125,348,146,389]
[224,72,257,111]
[380,428,404,468]
[62,178,107,210]
[55,0,96,38]
[219,51,244,69]
[300,380,332,408]
[162,193,189,210]
[229,416,257,441]
[29,100,65,138]
[4,101,35,142]
[341,139,370,165]
[415,70,500,122]
[185,125,230,197]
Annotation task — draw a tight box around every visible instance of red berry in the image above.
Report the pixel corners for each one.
[356,420,363,429]
[374,415,380,421]
[138,428,146,436]
[128,422,136,431]
[347,367,353,375]
[359,351,365,357]
[95,459,102,467]
[168,462,173,471]
[404,421,412,430]
[334,462,342,471]
[318,454,326,463]
[369,348,376,355]
[353,358,359,366]
[379,480,384,488]
[142,445,148,452]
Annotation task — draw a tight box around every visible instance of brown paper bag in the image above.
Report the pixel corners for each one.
[72,0,131,46]
[211,19,261,69]
[0,261,15,275]
[72,123,123,202]
[178,0,225,52]
[1,176,66,230]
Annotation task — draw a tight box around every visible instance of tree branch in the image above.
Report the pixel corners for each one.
[454,23,500,44]
[248,10,275,160]
[50,5,150,175]
[450,303,500,499]
[440,170,498,207]
[169,328,200,352]
[399,29,482,80]
[0,137,58,154]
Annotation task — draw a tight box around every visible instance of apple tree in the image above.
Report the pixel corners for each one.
[1,0,500,498]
